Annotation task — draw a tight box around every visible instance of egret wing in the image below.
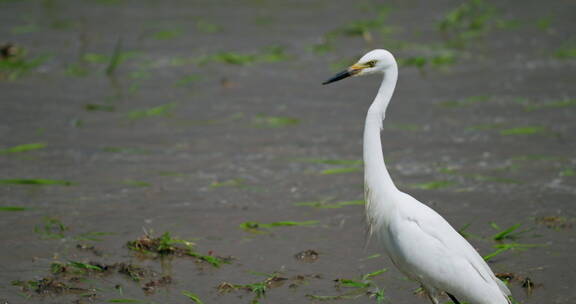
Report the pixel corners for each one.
[386,195,510,303]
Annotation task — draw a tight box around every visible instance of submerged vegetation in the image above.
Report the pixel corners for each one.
[295,199,364,209]
[410,180,455,190]
[217,273,290,303]
[294,157,363,175]
[198,46,289,66]
[251,114,300,128]
[127,232,232,267]
[127,102,177,120]
[437,0,516,48]
[240,220,318,233]
[499,126,546,136]
[0,178,73,186]
[0,45,48,80]
[554,41,576,59]
[523,98,576,111]
[210,178,245,188]
[307,269,388,303]
[438,95,489,108]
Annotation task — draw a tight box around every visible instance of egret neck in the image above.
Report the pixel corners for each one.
[363,61,400,220]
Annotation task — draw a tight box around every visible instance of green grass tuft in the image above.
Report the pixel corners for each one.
[438,95,489,108]
[210,178,245,188]
[34,217,68,239]
[0,143,46,154]
[252,115,300,128]
[0,179,73,186]
[499,126,546,136]
[128,103,177,120]
[560,168,575,177]
[295,200,364,209]
[0,54,49,80]
[320,167,361,175]
[492,223,526,241]
[0,206,28,211]
[196,19,222,33]
[410,180,455,190]
[295,158,363,166]
[123,180,151,187]
[182,291,204,303]
[85,104,115,112]
[152,29,183,40]
[176,74,203,87]
[524,98,576,111]
[554,42,576,59]
[240,220,318,232]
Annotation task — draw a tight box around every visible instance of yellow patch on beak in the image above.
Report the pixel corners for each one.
[349,63,367,72]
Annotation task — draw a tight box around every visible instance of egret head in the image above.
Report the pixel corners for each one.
[322,49,396,85]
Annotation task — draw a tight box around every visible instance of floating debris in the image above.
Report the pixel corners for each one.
[142,276,172,294]
[127,232,231,267]
[117,263,152,282]
[217,274,288,302]
[127,232,195,256]
[294,249,319,263]
[12,277,94,296]
[535,216,573,230]
[76,244,103,256]
[495,272,539,295]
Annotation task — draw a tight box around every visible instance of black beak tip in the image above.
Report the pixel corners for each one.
[321,69,352,86]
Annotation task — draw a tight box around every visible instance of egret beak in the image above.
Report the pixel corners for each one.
[322,64,365,85]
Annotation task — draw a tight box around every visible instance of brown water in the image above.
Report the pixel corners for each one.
[1,0,575,303]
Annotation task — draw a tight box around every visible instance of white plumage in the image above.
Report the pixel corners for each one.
[323,49,512,304]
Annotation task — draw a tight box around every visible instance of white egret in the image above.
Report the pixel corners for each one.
[323,49,512,304]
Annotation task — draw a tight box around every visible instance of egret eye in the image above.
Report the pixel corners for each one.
[366,60,377,67]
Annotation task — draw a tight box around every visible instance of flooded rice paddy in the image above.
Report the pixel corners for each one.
[0,0,575,303]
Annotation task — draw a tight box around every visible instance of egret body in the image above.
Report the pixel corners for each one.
[323,49,512,304]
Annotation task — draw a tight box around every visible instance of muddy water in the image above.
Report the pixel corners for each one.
[0,0,575,303]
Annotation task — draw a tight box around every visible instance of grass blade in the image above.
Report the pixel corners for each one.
[182,291,204,303]
[0,143,46,154]
[0,179,73,186]
[0,206,28,211]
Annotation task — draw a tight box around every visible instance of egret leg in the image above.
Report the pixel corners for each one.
[422,286,441,304]
[447,293,461,304]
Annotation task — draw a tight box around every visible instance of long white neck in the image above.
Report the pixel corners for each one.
[363,64,401,214]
